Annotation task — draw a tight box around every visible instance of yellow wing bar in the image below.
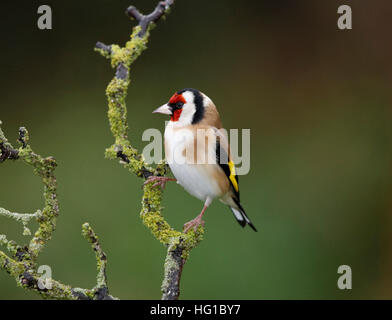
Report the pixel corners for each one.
[228,159,239,192]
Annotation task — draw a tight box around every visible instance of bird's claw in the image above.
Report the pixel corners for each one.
[143,176,176,189]
[183,216,205,233]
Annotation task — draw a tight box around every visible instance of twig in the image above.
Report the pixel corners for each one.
[0,121,19,162]
[126,0,174,37]
[0,122,116,300]
[161,242,185,300]
[96,0,204,300]
[82,223,110,296]
[0,208,41,236]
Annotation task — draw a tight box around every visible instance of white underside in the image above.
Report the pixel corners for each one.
[165,124,223,203]
[169,161,222,202]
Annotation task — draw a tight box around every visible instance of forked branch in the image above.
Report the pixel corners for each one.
[95,0,204,300]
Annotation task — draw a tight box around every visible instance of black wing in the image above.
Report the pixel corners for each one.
[216,138,240,200]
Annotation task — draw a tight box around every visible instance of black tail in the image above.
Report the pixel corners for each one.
[229,201,257,232]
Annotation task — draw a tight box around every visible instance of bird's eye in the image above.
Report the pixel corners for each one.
[176,102,184,109]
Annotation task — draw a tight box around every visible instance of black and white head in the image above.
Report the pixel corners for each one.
[153,88,215,126]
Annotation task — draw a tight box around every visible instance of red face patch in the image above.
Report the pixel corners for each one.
[169,92,186,122]
[171,109,183,122]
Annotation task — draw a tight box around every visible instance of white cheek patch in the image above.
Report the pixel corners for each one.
[177,91,196,126]
[182,91,194,103]
[178,103,196,125]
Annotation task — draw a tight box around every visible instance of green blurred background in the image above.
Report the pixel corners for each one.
[1,0,391,299]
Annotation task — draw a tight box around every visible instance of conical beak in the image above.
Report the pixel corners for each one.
[152,104,172,115]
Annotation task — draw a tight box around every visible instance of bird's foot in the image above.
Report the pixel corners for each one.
[143,176,176,189]
[183,215,205,233]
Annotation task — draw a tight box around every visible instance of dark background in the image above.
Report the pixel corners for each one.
[1,0,391,299]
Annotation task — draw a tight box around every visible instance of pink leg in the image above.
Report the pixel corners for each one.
[183,198,211,233]
[144,176,176,189]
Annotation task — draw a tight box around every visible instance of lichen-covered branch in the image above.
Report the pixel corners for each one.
[0,123,116,300]
[1,0,200,301]
[0,121,19,162]
[0,207,41,236]
[96,0,203,300]
[161,242,185,300]
[82,222,110,295]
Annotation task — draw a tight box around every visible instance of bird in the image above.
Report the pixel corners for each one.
[146,88,257,233]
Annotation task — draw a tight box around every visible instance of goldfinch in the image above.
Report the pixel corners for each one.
[148,88,257,233]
